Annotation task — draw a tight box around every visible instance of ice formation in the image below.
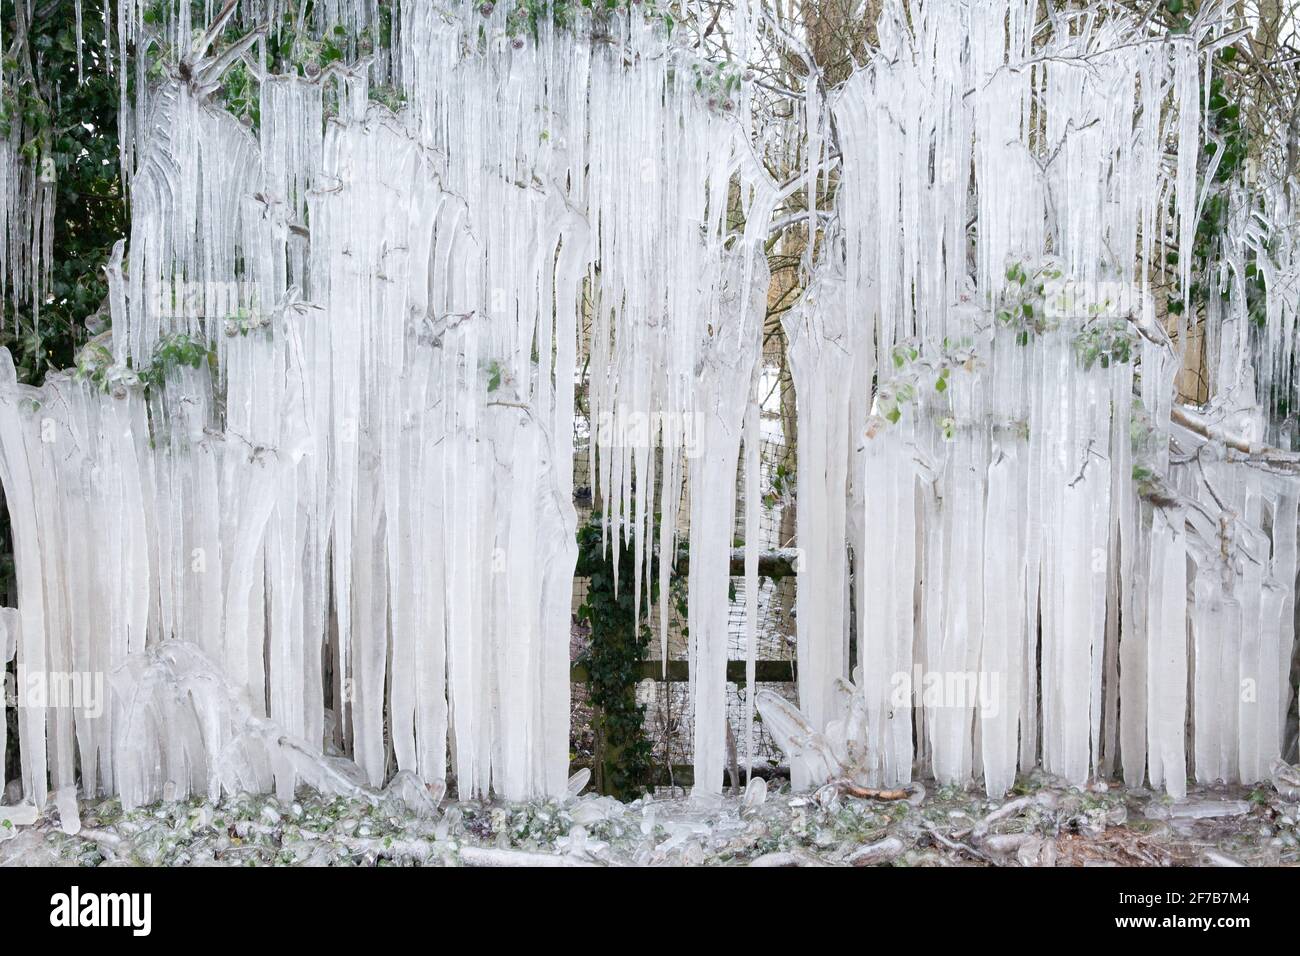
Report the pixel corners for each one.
[0,1,780,807]
[0,0,1296,813]
[784,0,1300,799]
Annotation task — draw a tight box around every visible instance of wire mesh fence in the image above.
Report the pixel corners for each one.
[569,344,801,786]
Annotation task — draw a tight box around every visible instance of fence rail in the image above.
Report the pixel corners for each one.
[570,659,795,684]
[571,546,801,686]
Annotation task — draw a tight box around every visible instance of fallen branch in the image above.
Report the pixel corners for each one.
[330,832,601,867]
[924,826,994,864]
[835,781,911,801]
[749,848,829,867]
[979,832,1037,855]
[846,836,905,866]
[969,794,1041,839]
[457,845,601,868]
[970,797,1031,837]
[1201,849,1245,867]
[749,851,801,867]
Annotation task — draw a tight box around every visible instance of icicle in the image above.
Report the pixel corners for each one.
[687,250,768,796]
[782,274,853,787]
[1147,507,1189,799]
[742,371,760,781]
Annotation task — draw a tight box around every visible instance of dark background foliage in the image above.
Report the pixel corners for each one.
[1,0,124,385]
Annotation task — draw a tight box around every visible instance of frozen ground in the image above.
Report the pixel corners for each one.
[2,768,1298,867]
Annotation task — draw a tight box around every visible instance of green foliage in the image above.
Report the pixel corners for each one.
[74,331,212,395]
[995,260,1061,339]
[1162,29,1288,420]
[220,60,260,129]
[72,337,120,392]
[891,342,919,367]
[1072,320,1137,371]
[868,337,977,438]
[689,58,746,112]
[574,512,658,800]
[1128,405,1165,492]
[223,306,269,339]
[1163,0,1196,34]
[209,4,399,122]
[286,25,350,74]
[368,84,407,113]
[503,0,674,46]
[1172,35,1258,320]
[139,333,212,390]
[763,457,793,509]
[0,0,126,385]
[997,259,1139,373]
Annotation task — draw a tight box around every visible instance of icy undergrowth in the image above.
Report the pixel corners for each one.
[4,767,1299,867]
